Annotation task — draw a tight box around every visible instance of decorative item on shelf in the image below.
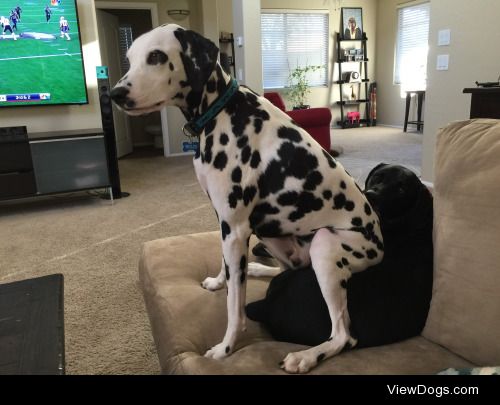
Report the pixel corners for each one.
[341,7,363,40]
[285,64,323,110]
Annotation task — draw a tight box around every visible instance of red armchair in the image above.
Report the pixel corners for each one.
[264,92,332,151]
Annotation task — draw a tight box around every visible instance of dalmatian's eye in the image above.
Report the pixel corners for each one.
[147,50,168,65]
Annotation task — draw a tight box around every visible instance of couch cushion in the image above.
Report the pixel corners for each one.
[140,231,474,374]
[423,119,500,365]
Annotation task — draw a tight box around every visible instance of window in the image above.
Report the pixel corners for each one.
[261,11,328,89]
[394,2,430,92]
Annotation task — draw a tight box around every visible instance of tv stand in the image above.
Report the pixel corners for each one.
[0,127,113,202]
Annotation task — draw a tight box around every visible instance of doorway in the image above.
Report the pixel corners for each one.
[95,2,170,158]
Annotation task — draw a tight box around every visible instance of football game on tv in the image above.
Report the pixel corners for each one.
[0,0,88,107]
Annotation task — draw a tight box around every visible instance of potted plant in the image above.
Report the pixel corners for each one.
[285,64,323,110]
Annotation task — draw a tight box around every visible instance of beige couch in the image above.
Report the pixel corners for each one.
[139,119,500,374]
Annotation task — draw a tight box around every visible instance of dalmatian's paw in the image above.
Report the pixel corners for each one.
[201,276,225,291]
[280,351,318,374]
[204,342,231,359]
[247,262,281,277]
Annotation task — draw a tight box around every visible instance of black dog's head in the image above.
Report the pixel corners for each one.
[364,163,432,229]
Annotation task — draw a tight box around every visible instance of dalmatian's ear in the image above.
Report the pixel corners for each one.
[365,162,388,189]
[174,28,220,92]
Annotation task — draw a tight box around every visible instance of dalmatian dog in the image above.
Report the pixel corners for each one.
[110,24,384,373]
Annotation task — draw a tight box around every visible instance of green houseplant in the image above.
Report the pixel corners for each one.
[285,64,323,109]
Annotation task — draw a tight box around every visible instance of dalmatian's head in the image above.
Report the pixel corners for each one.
[110,24,219,116]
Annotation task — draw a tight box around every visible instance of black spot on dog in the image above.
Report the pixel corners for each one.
[340,280,347,289]
[250,151,261,168]
[221,221,231,240]
[342,257,349,266]
[277,191,299,206]
[288,192,324,222]
[366,249,378,259]
[254,118,263,134]
[180,80,189,88]
[240,255,246,271]
[228,185,243,208]
[205,119,217,137]
[249,203,280,230]
[126,82,132,87]
[278,126,302,143]
[241,145,252,164]
[225,261,229,280]
[342,243,353,252]
[337,261,343,269]
[220,133,229,145]
[168,79,172,85]
[202,135,214,164]
[172,92,184,100]
[304,171,323,191]
[225,346,230,354]
[323,190,332,200]
[255,220,283,238]
[231,167,242,183]
[169,62,174,71]
[345,201,355,211]
[317,353,326,363]
[322,150,337,169]
[364,203,372,216]
[351,217,363,227]
[213,151,228,171]
[352,251,365,259]
[146,50,168,65]
[243,186,257,206]
[224,91,270,138]
[237,135,248,149]
[333,193,346,209]
[340,181,347,189]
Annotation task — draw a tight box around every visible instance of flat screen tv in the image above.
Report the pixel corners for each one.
[0,0,88,107]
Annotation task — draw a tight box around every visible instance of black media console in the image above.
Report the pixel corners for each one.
[0,126,112,202]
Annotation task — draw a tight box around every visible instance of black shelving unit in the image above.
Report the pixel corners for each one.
[335,32,374,129]
[219,33,236,77]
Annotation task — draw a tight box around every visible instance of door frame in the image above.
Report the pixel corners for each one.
[95,1,171,156]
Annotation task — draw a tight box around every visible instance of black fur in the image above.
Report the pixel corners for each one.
[246,164,433,348]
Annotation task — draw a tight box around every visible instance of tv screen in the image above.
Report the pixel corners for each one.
[0,0,88,107]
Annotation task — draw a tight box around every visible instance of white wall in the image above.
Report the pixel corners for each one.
[0,0,102,134]
[421,0,500,181]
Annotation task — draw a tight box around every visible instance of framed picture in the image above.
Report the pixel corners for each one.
[341,8,363,40]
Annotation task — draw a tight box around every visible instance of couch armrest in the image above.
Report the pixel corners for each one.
[287,108,332,128]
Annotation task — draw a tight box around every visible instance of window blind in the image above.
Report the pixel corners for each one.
[261,12,328,89]
[394,2,430,89]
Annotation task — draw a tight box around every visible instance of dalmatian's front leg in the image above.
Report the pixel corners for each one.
[205,224,251,359]
[281,228,382,373]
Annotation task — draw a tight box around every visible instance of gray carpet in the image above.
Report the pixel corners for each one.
[0,126,421,374]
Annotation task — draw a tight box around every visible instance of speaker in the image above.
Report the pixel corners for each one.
[96,66,129,199]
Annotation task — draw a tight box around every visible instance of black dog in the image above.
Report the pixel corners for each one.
[246,164,433,348]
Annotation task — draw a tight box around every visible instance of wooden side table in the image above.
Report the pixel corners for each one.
[404,90,425,132]
[0,274,65,374]
[463,87,500,119]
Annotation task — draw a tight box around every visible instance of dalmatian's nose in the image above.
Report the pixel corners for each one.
[110,86,135,108]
